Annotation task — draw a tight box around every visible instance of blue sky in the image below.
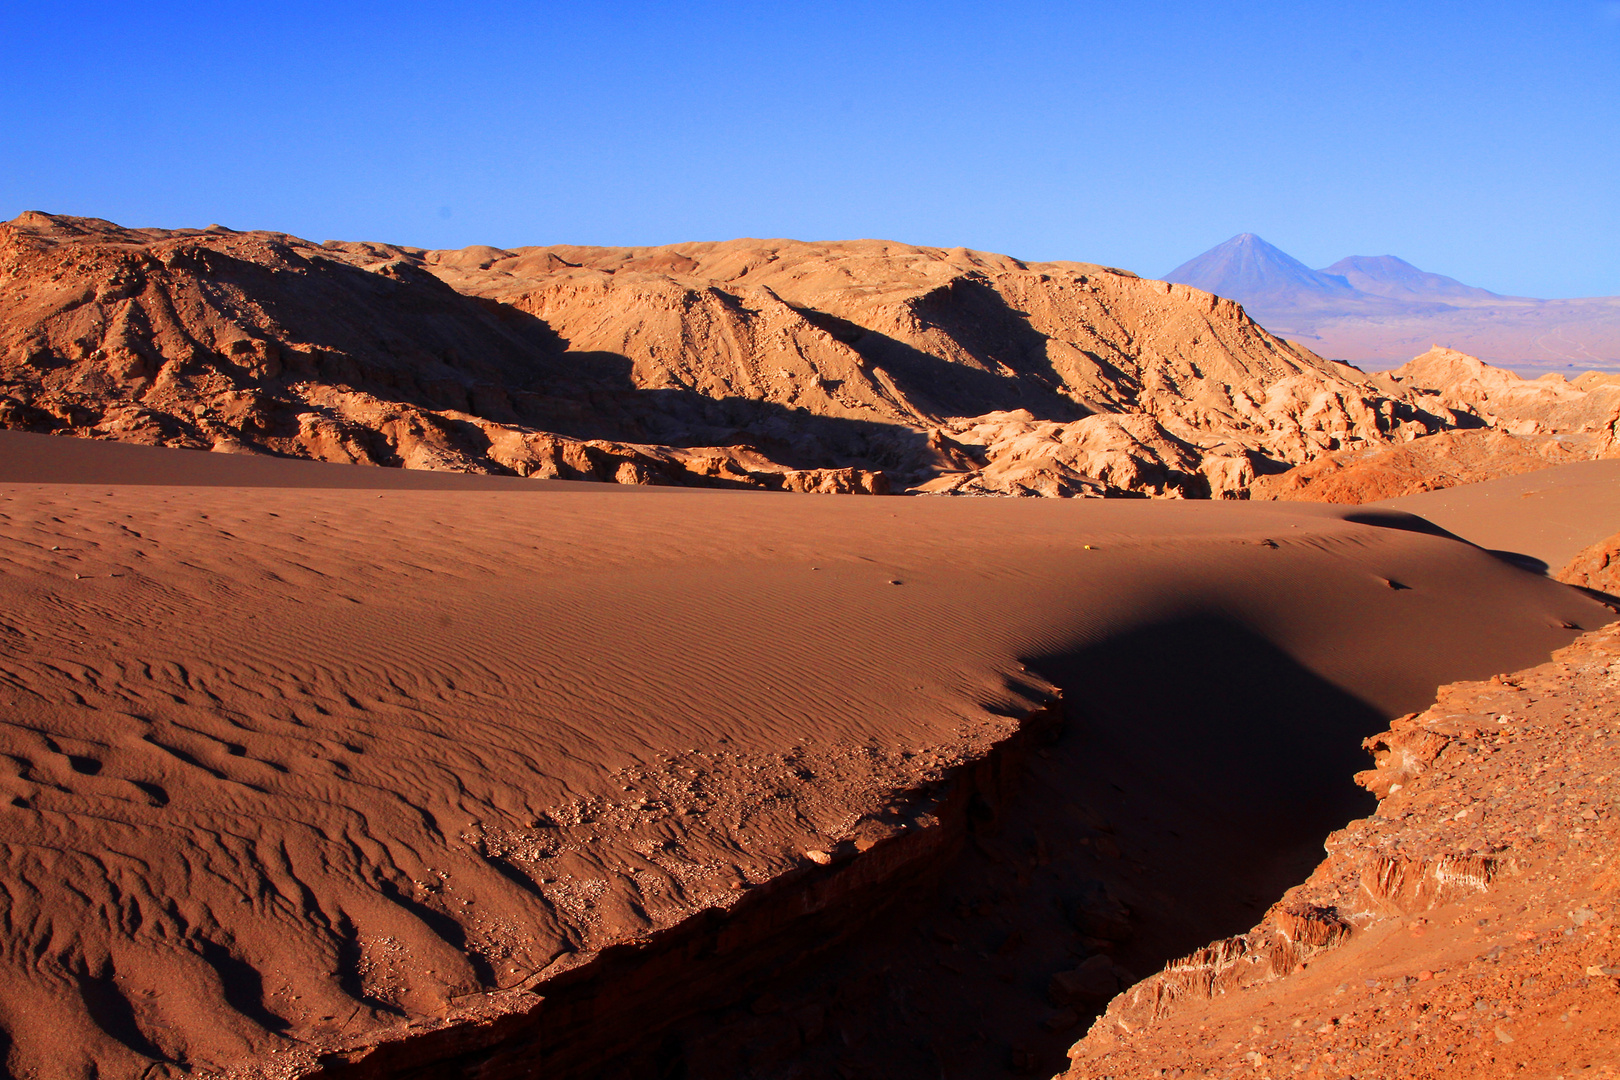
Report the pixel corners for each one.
[4,2,1617,296]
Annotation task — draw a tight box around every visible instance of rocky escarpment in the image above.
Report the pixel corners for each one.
[0,212,1481,498]
[1064,623,1620,1079]
[1253,347,1620,503]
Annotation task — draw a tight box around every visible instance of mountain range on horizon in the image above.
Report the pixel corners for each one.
[1162,233,1620,371]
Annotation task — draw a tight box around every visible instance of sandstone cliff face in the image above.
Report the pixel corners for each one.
[0,213,1472,497]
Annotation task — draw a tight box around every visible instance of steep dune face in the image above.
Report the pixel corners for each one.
[0,214,1468,497]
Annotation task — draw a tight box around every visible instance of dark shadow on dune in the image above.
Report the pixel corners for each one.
[1345,511,1553,576]
[1485,549,1550,575]
[76,961,171,1066]
[197,940,292,1034]
[1025,614,1383,896]
[1343,509,1465,540]
[376,880,500,988]
[1568,582,1620,609]
[582,615,1388,1080]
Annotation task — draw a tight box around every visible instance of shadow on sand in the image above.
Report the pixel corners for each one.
[582,614,1389,1080]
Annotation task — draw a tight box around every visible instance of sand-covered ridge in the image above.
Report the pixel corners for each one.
[1371,457,1620,575]
[0,433,1608,1078]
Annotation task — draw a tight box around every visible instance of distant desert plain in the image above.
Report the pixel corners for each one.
[1166,233,1620,376]
[1,213,1618,1079]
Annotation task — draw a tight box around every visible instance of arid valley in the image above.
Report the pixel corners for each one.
[0,205,1617,1080]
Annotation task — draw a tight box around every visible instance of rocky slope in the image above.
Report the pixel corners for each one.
[1063,621,1620,1080]
[1253,347,1620,502]
[1558,532,1620,596]
[0,213,1481,498]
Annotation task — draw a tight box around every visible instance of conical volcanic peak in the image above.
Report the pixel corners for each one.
[1160,234,1620,366]
[1163,234,1357,302]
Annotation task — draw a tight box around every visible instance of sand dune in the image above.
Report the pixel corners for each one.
[1370,457,1620,574]
[0,435,1608,1078]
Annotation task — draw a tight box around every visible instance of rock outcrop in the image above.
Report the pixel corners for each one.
[1252,347,1620,503]
[1063,623,1620,1078]
[0,213,1478,497]
[1557,532,1620,597]
[1371,346,1620,436]
[1248,429,1608,503]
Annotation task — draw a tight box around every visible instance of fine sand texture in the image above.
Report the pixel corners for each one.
[1371,458,1620,574]
[0,434,1609,1079]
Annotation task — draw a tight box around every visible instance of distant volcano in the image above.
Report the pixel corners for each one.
[1322,255,1498,302]
[1163,234,1361,306]
[1161,236,1620,370]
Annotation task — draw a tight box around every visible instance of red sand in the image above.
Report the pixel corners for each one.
[0,431,1608,1078]
[1371,458,1620,573]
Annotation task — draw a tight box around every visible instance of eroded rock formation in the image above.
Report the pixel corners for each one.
[1,213,1483,497]
[1557,532,1620,597]
[1253,347,1620,503]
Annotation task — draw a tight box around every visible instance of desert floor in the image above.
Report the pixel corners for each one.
[0,431,1612,1079]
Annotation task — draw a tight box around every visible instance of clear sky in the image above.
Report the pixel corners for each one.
[4,1,1617,297]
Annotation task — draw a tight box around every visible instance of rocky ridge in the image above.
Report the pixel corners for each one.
[0,213,1487,498]
[1063,621,1620,1079]
[1558,533,1620,597]
[1252,347,1620,503]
